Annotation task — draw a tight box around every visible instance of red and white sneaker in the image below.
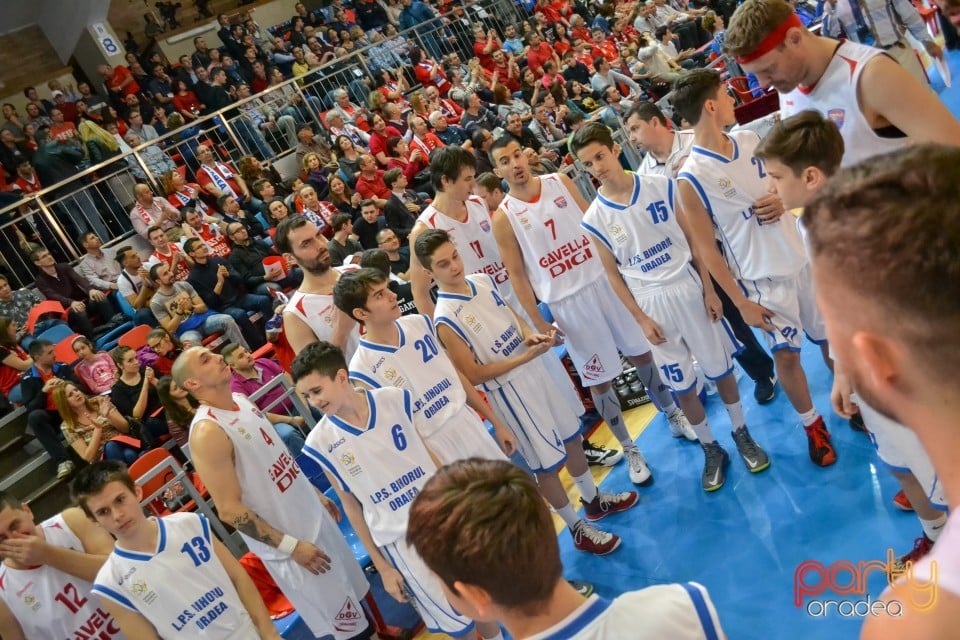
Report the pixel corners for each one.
[892,490,914,512]
[572,521,621,555]
[892,535,934,572]
[581,490,639,522]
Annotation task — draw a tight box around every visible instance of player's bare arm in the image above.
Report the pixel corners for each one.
[408,221,437,317]
[678,180,776,331]
[436,323,552,386]
[327,477,408,604]
[283,312,322,354]
[675,200,723,322]
[0,598,26,640]
[557,172,594,213]
[212,535,282,640]
[491,209,555,337]
[861,589,960,639]
[591,232,666,345]
[456,370,516,455]
[860,54,960,148]
[100,600,163,639]
[189,420,332,574]
[331,308,358,355]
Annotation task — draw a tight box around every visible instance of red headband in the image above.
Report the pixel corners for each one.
[734,13,803,64]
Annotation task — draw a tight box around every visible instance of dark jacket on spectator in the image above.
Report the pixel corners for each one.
[35,264,95,306]
[32,139,82,188]
[187,257,245,311]
[21,362,80,412]
[383,193,421,242]
[229,238,278,290]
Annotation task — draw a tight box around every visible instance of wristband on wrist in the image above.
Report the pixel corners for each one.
[278,534,298,555]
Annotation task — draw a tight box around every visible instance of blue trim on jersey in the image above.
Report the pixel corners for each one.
[302,444,351,492]
[403,389,413,422]
[328,393,377,435]
[667,179,675,214]
[580,220,614,254]
[420,313,437,339]
[349,371,382,389]
[771,343,801,353]
[704,364,735,382]
[679,171,750,283]
[157,517,167,553]
[359,320,407,354]
[596,172,640,211]
[200,514,211,543]
[803,331,828,346]
[719,318,741,352]
[434,316,472,350]
[435,291,472,301]
[881,461,912,474]
[113,517,166,561]
[92,584,138,612]
[495,384,565,473]
[691,135,739,163]
[929,475,948,510]
[381,544,471,633]
[672,378,699,395]
[537,596,613,640]
[682,582,720,640]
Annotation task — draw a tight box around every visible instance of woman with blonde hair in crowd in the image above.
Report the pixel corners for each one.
[55,381,140,463]
[77,118,121,164]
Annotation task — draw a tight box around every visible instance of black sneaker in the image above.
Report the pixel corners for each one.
[568,580,595,597]
[582,439,623,467]
[701,442,730,492]
[753,375,778,404]
[731,426,770,472]
[849,411,868,433]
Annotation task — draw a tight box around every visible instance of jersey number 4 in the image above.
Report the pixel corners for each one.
[181,535,212,567]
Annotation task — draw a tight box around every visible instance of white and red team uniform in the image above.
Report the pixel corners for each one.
[194,222,232,258]
[0,513,125,639]
[285,265,362,362]
[196,162,243,199]
[151,244,191,281]
[348,314,506,465]
[779,41,906,169]
[677,131,826,353]
[582,173,741,394]
[780,41,936,496]
[526,583,725,639]
[93,513,258,639]
[168,183,212,217]
[416,198,585,416]
[434,274,580,472]
[189,394,370,640]
[302,387,475,637]
[499,174,651,386]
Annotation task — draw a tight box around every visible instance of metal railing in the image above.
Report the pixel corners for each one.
[0,0,534,288]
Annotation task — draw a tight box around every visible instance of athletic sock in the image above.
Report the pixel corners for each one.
[556,502,581,529]
[572,471,598,503]
[590,386,631,445]
[920,513,948,542]
[799,407,820,428]
[634,361,675,412]
[724,401,746,431]
[691,418,715,443]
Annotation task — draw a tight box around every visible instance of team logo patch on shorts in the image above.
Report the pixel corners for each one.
[334,599,363,633]
[827,109,845,129]
[582,354,606,380]
[554,196,568,208]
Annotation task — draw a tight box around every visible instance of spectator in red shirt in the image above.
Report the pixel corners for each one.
[195,143,251,202]
[472,24,502,71]
[524,32,560,77]
[408,116,445,160]
[411,48,451,96]
[48,109,80,146]
[488,50,521,93]
[368,113,402,168]
[590,28,620,65]
[355,154,391,207]
[98,64,140,98]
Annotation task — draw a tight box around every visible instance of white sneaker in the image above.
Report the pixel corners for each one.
[624,445,653,485]
[667,408,697,441]
[57,461,74,479]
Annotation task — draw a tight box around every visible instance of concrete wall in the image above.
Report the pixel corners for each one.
[38,0,111,63]
[0,70,81,114]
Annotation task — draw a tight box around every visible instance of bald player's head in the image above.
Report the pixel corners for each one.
[170,346,219,394]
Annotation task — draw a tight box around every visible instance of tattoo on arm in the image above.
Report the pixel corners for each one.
[231,511,280,547]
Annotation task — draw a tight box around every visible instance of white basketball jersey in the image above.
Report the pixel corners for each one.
[526,584,726,640]
[677,131,807,281]
[285,265,361,361]
[912,509,960,598]
[418,197,512,293]
[582,172,696,292]
[500,174,601,304]
[780,41,906,168]
[302,387,436,547]
[434,274,527,391]
[349,314,466,438]
[93,513,257,640]
[0,514,125,640]
[190,394,322,561]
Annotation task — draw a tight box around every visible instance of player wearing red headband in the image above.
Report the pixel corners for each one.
[723,0,960,168]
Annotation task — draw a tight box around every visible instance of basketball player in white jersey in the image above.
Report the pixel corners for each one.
[723,0,960,168]
[174,348,372,640]
[754,112,947,565]
[410,146,618,468]
[276,216,361,359]
[407,458,727,640]
[0,491,124,640]
[490,136,694,485]
[333,268,514,465]
[71,462,280,639]
[627,102,780,407]
[571,122,770,492]
[672,69,836,468]
[293,342,503,639]
[803,145,960,639]
[416,229,637,554]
